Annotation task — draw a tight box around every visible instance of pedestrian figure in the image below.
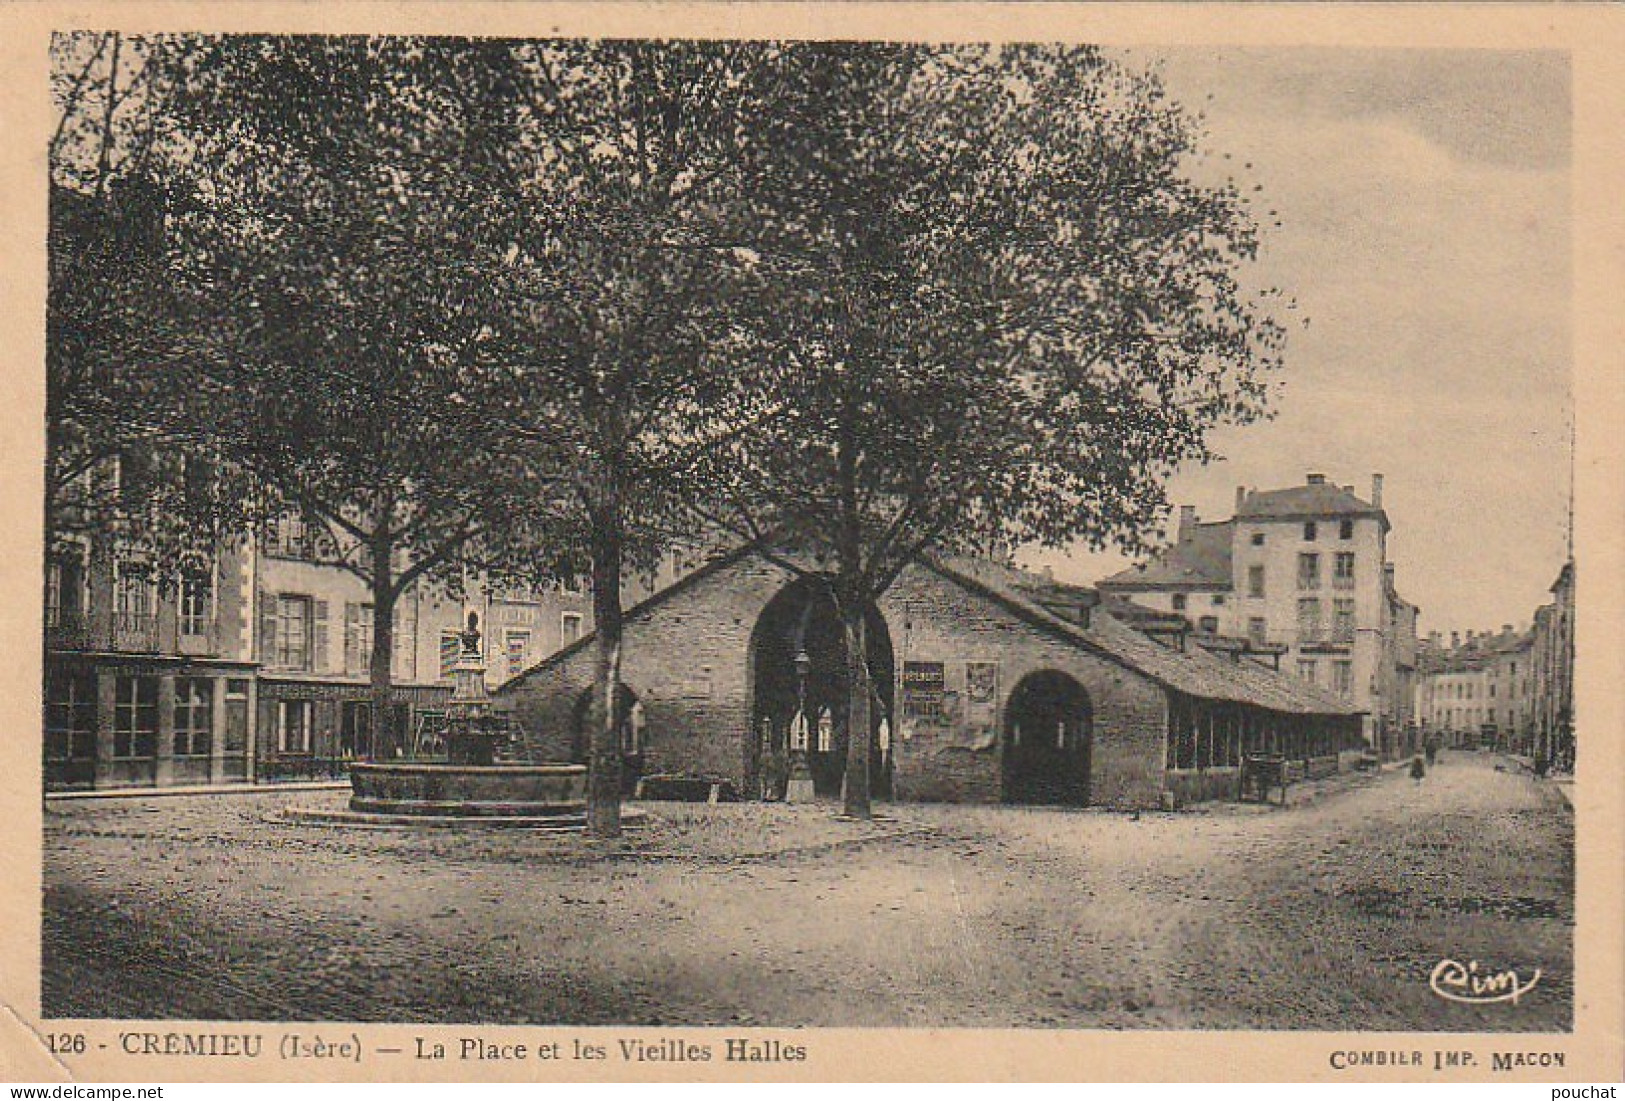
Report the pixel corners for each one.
[1425,738,1437,768]
[1410,753,1426,782]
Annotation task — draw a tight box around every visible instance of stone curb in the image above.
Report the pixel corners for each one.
[46,780,352,802]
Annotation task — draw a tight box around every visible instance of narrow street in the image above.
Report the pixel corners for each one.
[43,750,1570,1030]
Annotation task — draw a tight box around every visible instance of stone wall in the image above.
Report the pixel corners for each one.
[499,555,797,785]
[498,553,1176,809]
[878,567,1170,808]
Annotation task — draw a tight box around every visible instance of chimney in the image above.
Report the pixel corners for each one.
[1501,623,1513,634]
[1343,485,1354,494]
[1371,473,1384,508]
[1235,485,1247,511]
[1306,473,1327,485]
[1177,505,1196,543]
[1041,565,1055,582]
[1451,631,1460,649]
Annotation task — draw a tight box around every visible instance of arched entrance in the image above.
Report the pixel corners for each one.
[1002,670,1092,806]
[748,577,895,800]
[571,683,644,796]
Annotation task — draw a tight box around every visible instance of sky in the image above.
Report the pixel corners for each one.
[1021,47,1573,638]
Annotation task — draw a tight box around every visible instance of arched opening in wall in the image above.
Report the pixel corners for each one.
[747,576,895,801]
[571,683,643,796]
[1002,670,1092,806]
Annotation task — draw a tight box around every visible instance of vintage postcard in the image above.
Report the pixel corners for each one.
[1,1,1621,1084]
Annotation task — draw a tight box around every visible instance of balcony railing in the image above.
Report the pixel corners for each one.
[113,611,160,652]
[46,607,228,656]
[177,618,220,656]
[45,609,94,650]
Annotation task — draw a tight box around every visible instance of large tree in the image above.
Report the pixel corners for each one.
[142,37,554,754]
[697,44,1288,818]
[47,33,240,567]
[461,40,793,837]
[75,35,788,828]
[143,37,786,815]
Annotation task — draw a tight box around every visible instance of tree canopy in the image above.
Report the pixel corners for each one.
[98,37,568,750]
[693,43,1287,816]
[47,33,241,569]
[453,39,799,835]
[50,34,1290,826]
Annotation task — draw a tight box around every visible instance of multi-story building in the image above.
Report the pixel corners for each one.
[250,513,605,772]
[251,513,456,775]
[1098,473,1418,756]
[478,580,592,688]
[45,456,260,789]
[45,491,598,789]
[1415,635,1482,748]
[1414,625,1534,752]
[1530,559,1576,770]
[1485,627,1535,753]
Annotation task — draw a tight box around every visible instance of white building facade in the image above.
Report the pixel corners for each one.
[1099,473,1418,756]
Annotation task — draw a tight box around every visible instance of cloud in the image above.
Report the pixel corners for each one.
[1148,47,1571,171]
[1041,48,1573,631]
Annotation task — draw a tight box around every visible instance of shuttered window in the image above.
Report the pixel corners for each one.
[1297,598,1322,643]
[1297,553,1321,590]
[440,630,463,679]
[345,603,375,677]
[393,598,417,680]
[1333,599,1356,643]
[268,595,323,671]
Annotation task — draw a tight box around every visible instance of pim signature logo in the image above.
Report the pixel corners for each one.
[1429,958,1541,1005]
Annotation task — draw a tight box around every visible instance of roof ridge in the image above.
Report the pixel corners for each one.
[928,556,1360,717]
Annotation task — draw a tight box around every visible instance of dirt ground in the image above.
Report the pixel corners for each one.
[42,750,1571,1030]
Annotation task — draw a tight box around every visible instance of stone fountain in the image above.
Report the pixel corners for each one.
[290,612,602,828]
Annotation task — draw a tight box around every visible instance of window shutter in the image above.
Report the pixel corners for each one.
[404,601,417,680]
[344,603,360,677]
[259,592,278,666]
[313,600,330,673]
[393,600,418,681]
[392,605,403,680]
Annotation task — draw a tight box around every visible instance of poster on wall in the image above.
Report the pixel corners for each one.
[901,660,947,725]
[966,660,999,705]
[964,660,1000,749]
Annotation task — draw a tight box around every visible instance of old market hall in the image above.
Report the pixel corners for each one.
[496,546,1364,809]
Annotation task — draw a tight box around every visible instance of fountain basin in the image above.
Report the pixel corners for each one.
[348,761,587,817]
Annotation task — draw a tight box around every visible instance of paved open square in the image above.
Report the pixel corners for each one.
[43,752,1571,1031]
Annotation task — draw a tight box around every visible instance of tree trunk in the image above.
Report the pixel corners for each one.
[834,398,872,820]
[840,591,873,819]
[585,507,625,839]
[368,541,397,761]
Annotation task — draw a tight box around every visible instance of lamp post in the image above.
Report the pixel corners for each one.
[786,648,815,802]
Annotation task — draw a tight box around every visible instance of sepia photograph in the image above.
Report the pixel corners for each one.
[8,3,1623,1084]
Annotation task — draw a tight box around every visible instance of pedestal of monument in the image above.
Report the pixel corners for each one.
[784,753,817,803]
